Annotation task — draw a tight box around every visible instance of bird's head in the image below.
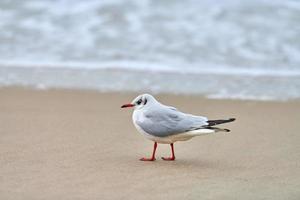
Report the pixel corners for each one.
[121,94,156,110]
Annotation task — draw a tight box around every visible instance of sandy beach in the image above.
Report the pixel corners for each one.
[0,87,299,200]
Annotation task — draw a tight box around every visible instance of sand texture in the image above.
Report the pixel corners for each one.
[0,88,299,200]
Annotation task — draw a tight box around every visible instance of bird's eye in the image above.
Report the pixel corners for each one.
[136,99,142,105]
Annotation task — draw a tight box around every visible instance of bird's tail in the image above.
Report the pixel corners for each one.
[188,127,229,137]
[187,118,235,136]
[189,127,230,135]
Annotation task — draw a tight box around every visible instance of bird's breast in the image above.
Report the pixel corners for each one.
[132,111,150,134]
[132,110,146,124]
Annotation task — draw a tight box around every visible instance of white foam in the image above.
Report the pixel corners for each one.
[207,93,283,101]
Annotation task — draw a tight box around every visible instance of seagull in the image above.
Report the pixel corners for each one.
[121,94,235,161]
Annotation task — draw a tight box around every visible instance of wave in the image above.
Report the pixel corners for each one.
[1,60,300,77]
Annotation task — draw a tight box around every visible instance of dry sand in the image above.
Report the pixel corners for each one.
[0,87,299,200]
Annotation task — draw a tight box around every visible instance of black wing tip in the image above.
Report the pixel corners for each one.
[229,118,236,122]
[224,129,230,132]
[206,118,236,126]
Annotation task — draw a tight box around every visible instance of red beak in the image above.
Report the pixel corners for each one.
[121,103,134,108]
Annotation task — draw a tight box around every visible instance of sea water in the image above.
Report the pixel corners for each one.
[0,0,299,100]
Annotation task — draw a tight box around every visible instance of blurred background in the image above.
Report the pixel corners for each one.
[0,0,299,100]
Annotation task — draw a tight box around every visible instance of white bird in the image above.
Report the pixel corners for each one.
[121,94,235,161]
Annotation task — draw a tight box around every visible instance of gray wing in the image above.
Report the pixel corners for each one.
[136,106,208,137]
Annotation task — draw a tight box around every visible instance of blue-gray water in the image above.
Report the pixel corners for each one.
[0,0,300,100]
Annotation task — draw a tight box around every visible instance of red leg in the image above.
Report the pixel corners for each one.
[162,143,176,161]
[140,142,157,161]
